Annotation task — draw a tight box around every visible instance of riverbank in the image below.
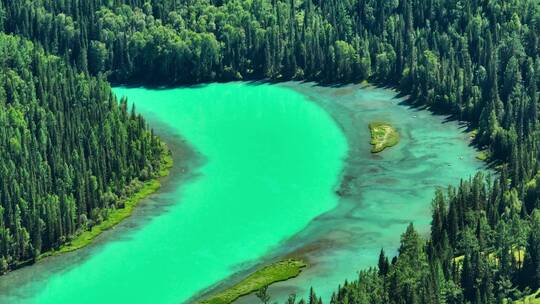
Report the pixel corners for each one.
[0,115,203,302]
[5,143,175,273]
[38,144,173,260]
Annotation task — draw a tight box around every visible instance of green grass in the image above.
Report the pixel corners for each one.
[200,259,307,304]
[469,129,478,140]
[39,149,173,259]
[476,151,489,161]
[369,121,400,153]
[452,247,524,268]
[515,289,540,304]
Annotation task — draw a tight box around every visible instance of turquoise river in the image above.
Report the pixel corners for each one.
[0,82,485,303]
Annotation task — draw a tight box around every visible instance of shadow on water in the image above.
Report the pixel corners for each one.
[112,81,211,90]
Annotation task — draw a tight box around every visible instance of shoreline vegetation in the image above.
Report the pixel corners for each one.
[516,289,540,304]
[37,144,173,260]
[368,122,400,153]
[200,259,307,304]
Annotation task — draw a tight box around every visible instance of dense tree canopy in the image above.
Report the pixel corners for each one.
[1,0,540,303]
[0,33,164,272]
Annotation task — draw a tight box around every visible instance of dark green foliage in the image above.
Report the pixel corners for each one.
[256,286,271,304]
[0,0,538,180]
[0,33,163,272]
[1,0,540,303]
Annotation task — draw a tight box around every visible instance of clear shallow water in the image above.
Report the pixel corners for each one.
[0,82,485,304]
[0,83,348,303]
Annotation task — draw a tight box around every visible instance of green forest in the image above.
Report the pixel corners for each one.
[1,0,540,303]
[0,17,165,271]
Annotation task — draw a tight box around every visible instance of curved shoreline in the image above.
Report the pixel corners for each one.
[0,114,203,282]
[1,145,173,275]
[38,147,174,260]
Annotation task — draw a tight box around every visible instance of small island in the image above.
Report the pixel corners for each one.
[369,122,400,153]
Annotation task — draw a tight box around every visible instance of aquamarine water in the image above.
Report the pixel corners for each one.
[0,82,484,304]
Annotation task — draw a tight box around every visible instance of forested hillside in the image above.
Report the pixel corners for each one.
[0,32,164,272]
[1,0,540,303]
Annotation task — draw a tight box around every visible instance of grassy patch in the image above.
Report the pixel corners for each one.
[476,151,489,161]
[369,121,400,153]
[40,149,173,259]
[469,129,478,140]
[452,247,525,268]
[515,289,540,304]
[200,259,307,304]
